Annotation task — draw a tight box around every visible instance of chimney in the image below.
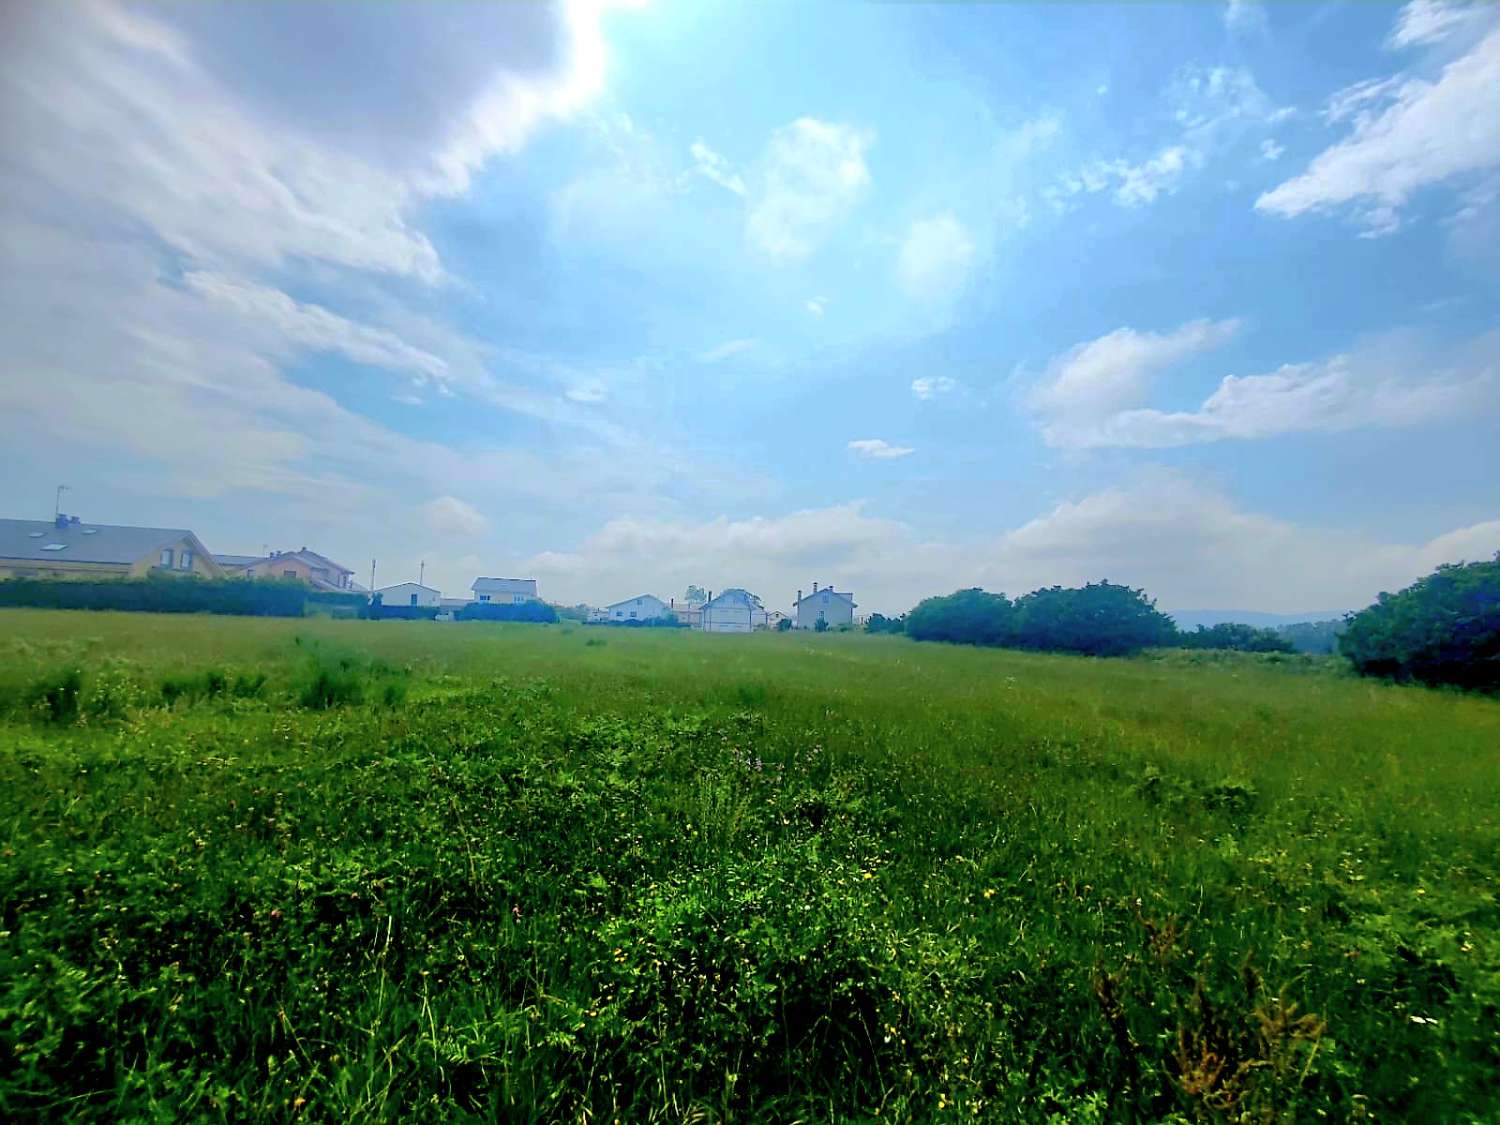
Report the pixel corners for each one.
[812,581,818,593]
[797,589,803,605]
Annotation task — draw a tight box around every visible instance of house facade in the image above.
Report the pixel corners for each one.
[377,582,440,608]
[700,588,768,633]
[220,549,356,592]
[601,594,670,622]
[472,577,538,605]
[0,515,222,581]
[794,583,856,629]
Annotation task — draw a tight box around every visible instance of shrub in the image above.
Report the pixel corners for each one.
[865,612,905,635]
[1012,582,1177,656]
[1177,623,1294,654]
[1340,557,1500,690]
[906,588,1017,646]
[455,601,559,623]
[0,576,308,616]
[1278,619,1343,655]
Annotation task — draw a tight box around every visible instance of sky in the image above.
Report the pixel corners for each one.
[1,0,1497,616]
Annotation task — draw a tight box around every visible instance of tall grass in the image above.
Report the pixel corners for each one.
[0,609,1497,1121]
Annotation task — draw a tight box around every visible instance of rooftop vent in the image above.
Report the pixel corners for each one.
[41,543,68,552]
[28,531,44,538]
[81,528,97,535]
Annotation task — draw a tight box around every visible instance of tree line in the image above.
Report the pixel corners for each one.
[870,556,1499,690]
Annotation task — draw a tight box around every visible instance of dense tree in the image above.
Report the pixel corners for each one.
[864,612,905,635]
[1178,623,1294,654]
[685,585,707,603]
[1339,557,1500,690]
[905,588,1017,646]
[1012,582,1177,657]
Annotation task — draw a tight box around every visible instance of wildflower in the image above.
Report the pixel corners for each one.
[983,888,996,899]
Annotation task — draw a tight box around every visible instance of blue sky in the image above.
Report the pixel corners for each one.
[1,0,1496,614]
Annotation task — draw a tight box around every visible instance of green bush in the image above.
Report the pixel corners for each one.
[1177,622,1294,653]
[1340,557,1500,690]
[906,582,1176,656]
[0,575,308,616]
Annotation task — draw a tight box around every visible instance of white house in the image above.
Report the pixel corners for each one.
[700,588,767,633]
[794,583,856,629]
[377,582,440,608]
[472,577,538,605]
[602,594,671,622]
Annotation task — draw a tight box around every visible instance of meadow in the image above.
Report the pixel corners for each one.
[1,609,1497,1122]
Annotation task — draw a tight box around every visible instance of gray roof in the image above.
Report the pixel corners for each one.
[213,554,263,568]
[705,587,762,608]
[604,594,664,610]
[0,518,207,566]
[377,582,438,594]
[472,576,537,594]
[795,587,855,606]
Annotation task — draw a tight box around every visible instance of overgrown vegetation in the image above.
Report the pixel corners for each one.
[905,582,1177,656]
[1177,622,1294,653]
[1,610,1497,1121]
[1340,556,1500,690]
[0,575,364,617]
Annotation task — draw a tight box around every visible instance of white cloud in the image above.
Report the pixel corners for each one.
[425,496,490,537]
[746,118,873,260]
[1257,28,1500,234]
[699,338,759,363]
[896,213,978,301]
[525,474,1500,615]
[1224,0,1269,36]
[848,439,915,460]
[805,297,827,317]
[689,139,746,196]
[911,376,958,400]
[1387,0,1493,50]
[1260,138,1285,161]
[1032,324,1499,449]
[1055,65,1288,210]
[985,472,1500,612]
[565,381,608,403]
[1030,318,1242,445]
[184,272,450,382]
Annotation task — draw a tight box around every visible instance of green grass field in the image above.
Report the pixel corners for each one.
[2,609,1497,1122]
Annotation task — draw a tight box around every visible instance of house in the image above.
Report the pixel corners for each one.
[376,582,440,608]
[219,548,357,592]
[0,514,223,581]
[765,610,790,631]
[794,582,856,629]
[601,594,670,622]
[439,597,474,611]
[700,588,767,633]
[472,577,538,605]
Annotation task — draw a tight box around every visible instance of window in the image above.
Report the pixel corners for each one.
[41,543,68,552]
[479,594,490,603]
[179,549,192,570]
[160,548,173,567]
[629,611,637,619]
[409,593,419,606]
[283,569,296,579]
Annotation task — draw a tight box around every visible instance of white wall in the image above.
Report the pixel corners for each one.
[796,590,855,629]
[607,595,668,621]
[378,582,440,607]
[701,601,767,633]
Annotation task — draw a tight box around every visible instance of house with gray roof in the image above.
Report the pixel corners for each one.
[700,588,767,633]
[794,583,856,629]
[0,515,223,581]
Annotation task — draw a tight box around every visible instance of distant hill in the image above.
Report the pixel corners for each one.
[1167,609,1348,631]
